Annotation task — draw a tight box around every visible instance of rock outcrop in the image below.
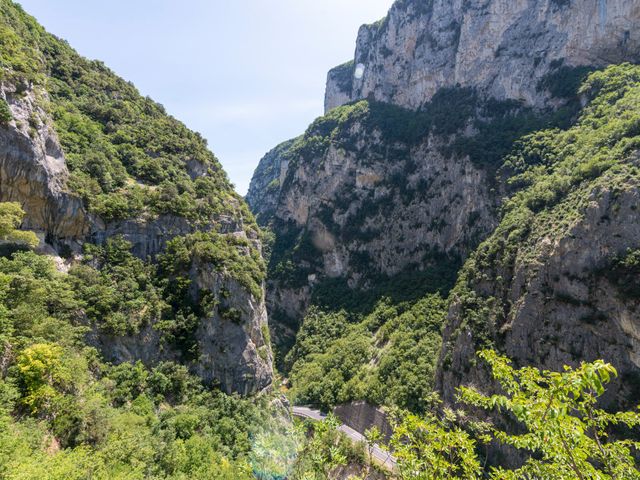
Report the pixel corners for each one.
[246,138,296,225]
[248,102,497,349]
[326,0,640,112]
[0,82,90,241]
[0,81,273,395]
[92,266,273,395]
[438,165,640,410]
[249,0,640,388]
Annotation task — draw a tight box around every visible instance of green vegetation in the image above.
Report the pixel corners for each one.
[602,248,640,299]
[0,255,258,478]
[288,295,446,413]
[282,72,585,180]
[69,237,166,336]
[288,352,640,478]
[0,202,38,247]
[0,97,11,124]
[0,205,293,479]
[0,0,265,360]
[447,63,640,360]
[390,408,484,479]
[265,65,590,370]
[310,257,461,314]
[459,351,640,479]
[161,231,266,301]
[0,0,251,225]
[329,60,354,93]
[389,351,640,479]
[289,415,367,479]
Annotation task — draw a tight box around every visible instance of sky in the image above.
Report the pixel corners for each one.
[18,0,393,194]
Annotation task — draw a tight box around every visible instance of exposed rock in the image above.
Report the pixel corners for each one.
[0,81,273,396]
[326,0,640,112]
[92,272,273,395]
[246,138,296,224]
[249,0,640,373]
[0,82,90,241]
[438,181,640,410]
[249,107,498,349]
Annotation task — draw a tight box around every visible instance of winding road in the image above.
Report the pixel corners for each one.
[292,406,397,472]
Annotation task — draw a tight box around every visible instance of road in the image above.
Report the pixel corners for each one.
[292,406,397,472]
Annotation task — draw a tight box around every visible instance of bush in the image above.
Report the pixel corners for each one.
[0,97,12,124]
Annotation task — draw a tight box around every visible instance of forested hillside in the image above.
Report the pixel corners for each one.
[2,0,640,477]
[248,0,640,475]
[0,0,272,395]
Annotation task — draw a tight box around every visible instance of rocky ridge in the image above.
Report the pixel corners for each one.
[248,0,640,402]
[0,2,272,395]
[326,0,640,112]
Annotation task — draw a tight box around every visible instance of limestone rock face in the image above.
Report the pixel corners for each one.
[249,0,640,367]
[326,0,640,112]
[0,82,272,396]
[438,181,640,409]
[92,255,273,395]
[0,82,90,241]
[246,138,296,224]
[192,267,273,395]
[249,120,497,346]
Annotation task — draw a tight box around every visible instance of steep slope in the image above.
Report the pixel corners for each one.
[248,0,640,364]
[0,0,272,394]
[437,64,640,410]
[325,0,640,111]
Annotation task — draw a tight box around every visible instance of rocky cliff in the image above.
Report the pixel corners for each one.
[248,99,499,353]
[249,0,640,406]
[326,0,640,112]
[0,0,272,395]
[437,65,640,409]
[0,82,90,241]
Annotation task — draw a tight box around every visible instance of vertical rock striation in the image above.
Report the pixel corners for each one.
[326,0,640,112]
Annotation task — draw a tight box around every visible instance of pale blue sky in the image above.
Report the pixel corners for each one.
[18,0,393,194]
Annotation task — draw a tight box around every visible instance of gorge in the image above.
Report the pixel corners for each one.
[1,0,640,478]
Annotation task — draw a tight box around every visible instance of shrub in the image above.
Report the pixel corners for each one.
[0,97,12,124]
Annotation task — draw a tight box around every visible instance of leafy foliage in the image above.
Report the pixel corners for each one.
[601,248,640,299]
[0,243,281,479]
[390,408,483,479]
[0,0,265,358]
[0,0,246,223]
[459,350,640,479]
[288,295,447,413]
[0,202,38,247]
[0,97,11,124]
[68,237,166,335]
[161,230,266,302]
[289,415,364,480]
[447,63,640,359]
[386,352,640,479]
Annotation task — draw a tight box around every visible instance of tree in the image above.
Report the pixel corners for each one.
[0,98,12,125]
[291,415,349,480]
[389,408,483,480]
[16,343,70,416]
[459,350,640,479]
[0,202,38,247]
[363,425,383,476]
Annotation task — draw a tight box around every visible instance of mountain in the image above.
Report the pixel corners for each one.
[437,64,640,410]
[0,0,272,395]
[324,0,640,111]
[248,0,640,414]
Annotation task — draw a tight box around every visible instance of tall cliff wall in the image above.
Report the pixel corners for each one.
[0,0,272,395]
[249,0,640,389]
[326,0,640,112]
